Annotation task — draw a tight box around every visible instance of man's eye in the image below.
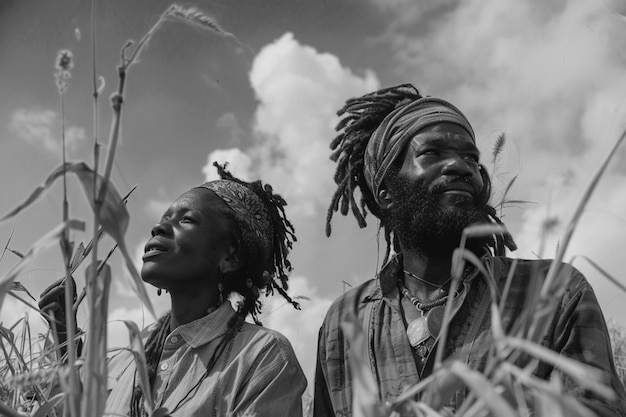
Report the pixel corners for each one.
[181,216,196,223]
[463,154,479,163]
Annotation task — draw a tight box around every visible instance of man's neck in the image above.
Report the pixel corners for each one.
[401,249,454,302]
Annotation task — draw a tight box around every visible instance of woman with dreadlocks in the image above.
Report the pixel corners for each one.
[41,163,306,417]
[314,84,626,416]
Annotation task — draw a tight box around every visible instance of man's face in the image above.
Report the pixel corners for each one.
[384,122,490,255]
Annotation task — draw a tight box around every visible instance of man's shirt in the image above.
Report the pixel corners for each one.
[313,254,626,416]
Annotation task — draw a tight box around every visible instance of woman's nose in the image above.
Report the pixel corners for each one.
[151,221,173,237]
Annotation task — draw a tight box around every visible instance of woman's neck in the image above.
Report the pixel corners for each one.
[168,288,220,329]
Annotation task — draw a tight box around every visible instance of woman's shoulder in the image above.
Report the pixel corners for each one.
[235,322,297,360]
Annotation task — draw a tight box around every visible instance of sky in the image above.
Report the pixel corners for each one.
[1,0,626,389]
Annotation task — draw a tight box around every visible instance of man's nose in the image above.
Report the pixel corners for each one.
[441,155,473,177]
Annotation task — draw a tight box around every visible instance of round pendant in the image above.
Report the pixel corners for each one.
[426,305,445,338]
[406,316,431,347]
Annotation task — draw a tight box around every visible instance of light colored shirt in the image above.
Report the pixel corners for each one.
[105,302,306,417]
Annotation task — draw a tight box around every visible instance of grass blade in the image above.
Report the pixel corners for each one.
[448,361,517,416]
[122,320,153,415]
[0,220,85,310]
[340,311,388,417]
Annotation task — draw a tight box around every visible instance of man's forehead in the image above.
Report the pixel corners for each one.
[408,129,478,150]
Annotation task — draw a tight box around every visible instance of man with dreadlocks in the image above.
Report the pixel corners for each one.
[40,163,306,417]
[314,84,626,416]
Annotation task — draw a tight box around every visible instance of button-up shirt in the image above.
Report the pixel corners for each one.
[105,302,307,417]
[313,254,626,416]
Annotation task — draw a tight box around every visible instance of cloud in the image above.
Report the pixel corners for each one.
[203,148,253,181]
[248,33,379,217]
[9,108,86,154]
[258,275,333,383]
[201,32,379,216]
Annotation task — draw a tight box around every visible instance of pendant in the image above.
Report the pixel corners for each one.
[406,316,431,347]
[426,305,445,338]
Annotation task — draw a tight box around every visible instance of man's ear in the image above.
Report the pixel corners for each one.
[219,246,242,274]
[378,187,394,210]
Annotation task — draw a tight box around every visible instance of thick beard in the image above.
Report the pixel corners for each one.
[386,176,491,256]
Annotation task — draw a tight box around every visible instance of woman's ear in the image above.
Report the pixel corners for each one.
[219,245,242,274]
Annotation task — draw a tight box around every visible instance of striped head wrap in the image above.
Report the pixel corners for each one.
[363,96,475,206]
[197,180,273,260]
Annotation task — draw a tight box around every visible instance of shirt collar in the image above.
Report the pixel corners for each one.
[173,302,238,349]
[378,254,403,297]
[373,252,485,299]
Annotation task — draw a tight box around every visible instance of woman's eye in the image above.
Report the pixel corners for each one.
[181,216,196,224]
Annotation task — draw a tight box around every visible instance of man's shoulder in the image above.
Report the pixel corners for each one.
[318,278,378,334]
[326,278,378,312]
[489,256,588,287]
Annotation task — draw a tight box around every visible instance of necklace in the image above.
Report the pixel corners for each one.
[400,286,448,312]
[403,270,452,291]
[399,282,456,350]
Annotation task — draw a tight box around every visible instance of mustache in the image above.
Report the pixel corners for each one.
[430,177,480,195]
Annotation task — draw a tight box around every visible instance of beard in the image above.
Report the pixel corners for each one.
[385,175,491,256]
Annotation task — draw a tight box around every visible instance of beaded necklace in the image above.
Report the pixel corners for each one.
[398,280,458,357]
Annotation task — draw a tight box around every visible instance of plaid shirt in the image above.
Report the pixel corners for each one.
[313,254,626,416]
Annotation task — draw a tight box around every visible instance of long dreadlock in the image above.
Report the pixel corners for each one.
[213,162,300,320]
[326,83,516,262]
[129,163,299,417]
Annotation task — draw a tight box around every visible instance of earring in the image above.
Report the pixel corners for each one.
[157,288,162,296]
[218,282,224,305]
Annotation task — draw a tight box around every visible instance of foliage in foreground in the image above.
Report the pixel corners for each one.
[0,3,624,417]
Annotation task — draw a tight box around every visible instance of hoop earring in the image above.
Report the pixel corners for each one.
[157,288,162,296]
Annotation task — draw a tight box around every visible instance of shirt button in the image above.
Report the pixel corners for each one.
[170,336,178,343]
[160,363,169,371]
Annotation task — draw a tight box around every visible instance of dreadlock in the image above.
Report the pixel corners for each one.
[213,162,300,323]
[326,84,516,262]
[326,84,423,256]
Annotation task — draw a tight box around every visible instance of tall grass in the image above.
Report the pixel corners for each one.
[0,4,236,417]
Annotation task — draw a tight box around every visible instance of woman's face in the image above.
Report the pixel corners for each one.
[141,188,236,292]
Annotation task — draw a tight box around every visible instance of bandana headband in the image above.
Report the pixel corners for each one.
[363,96,475,206]
[197,180,273,259]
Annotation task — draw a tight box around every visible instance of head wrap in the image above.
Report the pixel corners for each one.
[363,96,475,206]
[197,180,273,260]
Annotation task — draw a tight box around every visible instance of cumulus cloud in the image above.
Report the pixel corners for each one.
[248,33,379,217]
[203,148,252,181]
[9,108,86,154]
[201,33,379,216]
